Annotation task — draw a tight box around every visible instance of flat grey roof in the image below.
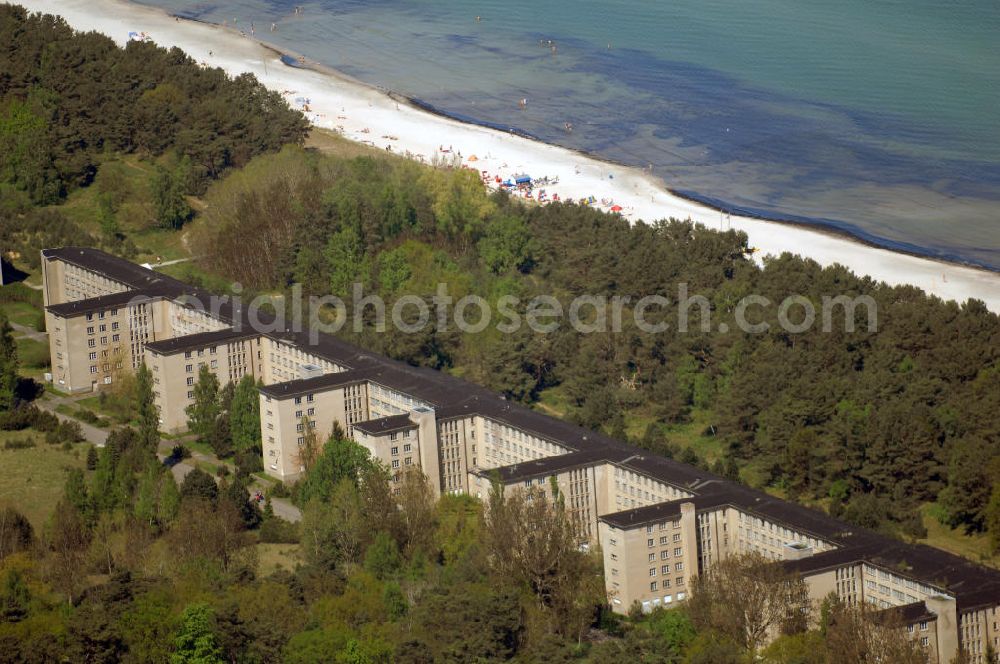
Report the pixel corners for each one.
[352,414,415,435]
[145,328,260,355]
[46,290,164,318]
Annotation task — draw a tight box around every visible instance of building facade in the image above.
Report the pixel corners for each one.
[41,247,1000,663]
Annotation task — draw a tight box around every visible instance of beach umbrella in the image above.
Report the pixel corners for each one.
[611,205,623,212]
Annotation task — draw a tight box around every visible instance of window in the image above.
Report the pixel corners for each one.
[403,443,412,452]
[662,565,670,575]
[98,311,105,320]
[919,637,928,647]
[86,313,93,321]
[404,457,413,466]
[307,407,315,416]
[295,410,303,418]
[187,377,194,386]
[187,391,194,399]
[907,625,914,633]
[650,581,658,592]
[660,551,669,560]
[185,351,192,359]
[111,322,119,331]
[295,397,302,405]
[90,366,98,374]
[296,424,304,432]
[675,562,684,571]
[99,325,106,332]
[89,352,97,360]
[609,538,617,546]
[648,553,656,562]
[307,394,314,402]
[88,339,96,348]
[673,533,681,542]
[919,622,928,631]
[676,577,684,586]
[674,547,682,557]
[391,447,399,455]
[610,553,618,561]
[112,334,120,342]
[392,460,400,468]
[185,364,193,373]
[664,594,673,604]
[87,327,95,335]
[210,360,218,369]
[100,337,107,345]
[647,539,654,547]
[677,592,686,601]
[660,536,668,545]
[390,432,398,441]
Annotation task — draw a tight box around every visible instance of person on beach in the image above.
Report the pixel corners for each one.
[271,23,277,32]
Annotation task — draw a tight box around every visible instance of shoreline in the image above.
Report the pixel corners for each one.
[17,0,1000,311]
[255,30,998,274]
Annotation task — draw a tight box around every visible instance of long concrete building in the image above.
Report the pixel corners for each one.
[42,247,1000,662]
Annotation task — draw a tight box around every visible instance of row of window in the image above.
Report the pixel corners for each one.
[85,308,119,321]
[86,322,120,334]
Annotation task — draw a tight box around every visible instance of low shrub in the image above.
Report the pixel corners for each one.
[3,437,35,450]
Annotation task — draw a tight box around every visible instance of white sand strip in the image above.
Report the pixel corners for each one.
[19,0,1000,311]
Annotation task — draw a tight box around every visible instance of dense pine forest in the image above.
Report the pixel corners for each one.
[190,145,1000,550]
[0,5,998,662]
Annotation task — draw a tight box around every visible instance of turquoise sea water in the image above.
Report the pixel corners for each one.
[139,0,1000,269]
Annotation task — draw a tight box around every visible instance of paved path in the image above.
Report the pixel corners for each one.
[265,494,302,523]
[155,438,302,522]
[9,321,47,342]
[37,393,109,446]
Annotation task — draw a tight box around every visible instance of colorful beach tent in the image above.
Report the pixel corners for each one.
[514,174,532,185]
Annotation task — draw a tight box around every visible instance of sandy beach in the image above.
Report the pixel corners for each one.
[18,0,1000,311]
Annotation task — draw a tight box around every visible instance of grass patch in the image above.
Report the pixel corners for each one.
[534,386,571,419]
[918,503,999,568]
[255,542,301,576]
[305,127,390,159]
[1,301,43,329]
[657,408,725,463]
[0,431,88,528]
[42,153,193,265]
[54,403,111,429]
[16,337,50,370]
